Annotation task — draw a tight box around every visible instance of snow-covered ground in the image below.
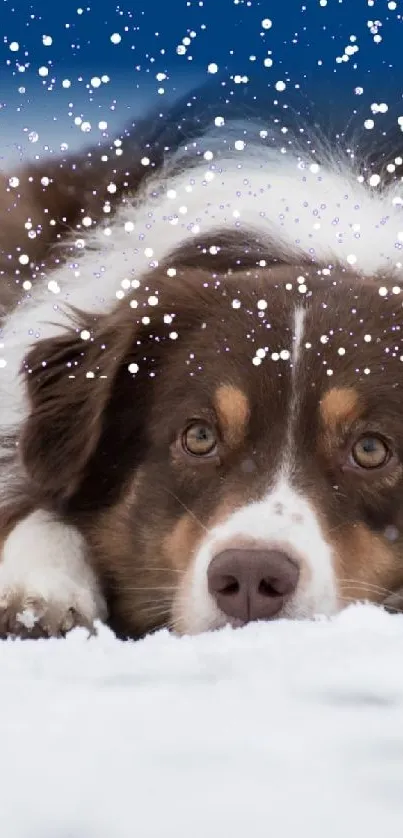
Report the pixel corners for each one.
[1,604,403,838]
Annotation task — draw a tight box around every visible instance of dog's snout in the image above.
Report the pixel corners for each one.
[207,548,300,623]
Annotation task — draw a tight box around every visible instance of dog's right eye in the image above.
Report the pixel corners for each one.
[182,422,218,457]
[351,435,390,470]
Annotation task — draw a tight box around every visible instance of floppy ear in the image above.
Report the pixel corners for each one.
[19,307,144,511]
[19,268,212,511]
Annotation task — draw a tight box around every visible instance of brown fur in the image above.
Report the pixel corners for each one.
[333,522,403,606]
[10,263,403,637]
[0,129,158,316]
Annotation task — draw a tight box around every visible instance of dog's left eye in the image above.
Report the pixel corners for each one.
[351,435,390,470]
[182,422,218,457]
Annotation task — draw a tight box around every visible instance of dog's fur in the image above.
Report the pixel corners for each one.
[2,86,403,638]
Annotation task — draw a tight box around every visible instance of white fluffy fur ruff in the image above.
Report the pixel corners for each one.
[1,123,403,434]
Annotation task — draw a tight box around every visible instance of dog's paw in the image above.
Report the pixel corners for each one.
[0,510,107,640]
[0,579,100,639]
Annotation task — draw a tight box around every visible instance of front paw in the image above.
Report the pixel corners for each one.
[0,577,103,639]
[0,510,107,639]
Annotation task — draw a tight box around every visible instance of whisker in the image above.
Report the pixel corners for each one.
[163,488,209,533]
[137,608,172,619]
[164,614,184,633]
[119,598,175,609]
[338,586,389,598]
[135,604,172,619]
[106,575,182,594]
[338,578,397,598]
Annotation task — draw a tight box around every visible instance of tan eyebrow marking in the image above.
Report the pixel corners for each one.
[214,384,250,448]
[320,387,361,432]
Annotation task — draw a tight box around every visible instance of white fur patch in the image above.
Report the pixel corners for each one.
[285,305,307,463]
[1,126,403,445]
[175,478,338,635]
[291,306,306,371]
[0,510,106,634]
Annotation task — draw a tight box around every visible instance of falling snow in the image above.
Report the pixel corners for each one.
[2,3,403,834]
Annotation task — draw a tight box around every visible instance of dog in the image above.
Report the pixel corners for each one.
[1,85,403,638]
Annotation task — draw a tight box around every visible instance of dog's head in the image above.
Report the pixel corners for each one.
[19,264,403,636]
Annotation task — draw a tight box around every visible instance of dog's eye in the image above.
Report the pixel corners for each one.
[351,435,390,469]
[182,422,217,457]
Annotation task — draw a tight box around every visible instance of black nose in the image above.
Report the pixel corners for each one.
[207,548,300,623]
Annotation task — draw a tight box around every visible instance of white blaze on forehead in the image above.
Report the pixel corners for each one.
[281,305,307,479]
[291,306,306,369]
[176,478,338,635]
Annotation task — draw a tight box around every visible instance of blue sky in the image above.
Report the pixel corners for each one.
[1,0,402,164]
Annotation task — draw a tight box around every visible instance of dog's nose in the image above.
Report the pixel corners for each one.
[207,548,299,622]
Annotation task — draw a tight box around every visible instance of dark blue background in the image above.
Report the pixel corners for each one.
[1,0,403,163]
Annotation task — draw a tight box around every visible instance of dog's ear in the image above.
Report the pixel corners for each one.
[19,269,211,511]
[19,306,145,511]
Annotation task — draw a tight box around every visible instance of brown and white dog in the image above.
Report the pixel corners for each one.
[1,88,403,639]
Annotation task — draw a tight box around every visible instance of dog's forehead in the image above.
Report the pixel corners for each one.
[154,278,296,399]
[300,284,403,388]
[154,268,403,393]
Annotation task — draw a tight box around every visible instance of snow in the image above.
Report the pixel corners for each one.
[1,604,403,837]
